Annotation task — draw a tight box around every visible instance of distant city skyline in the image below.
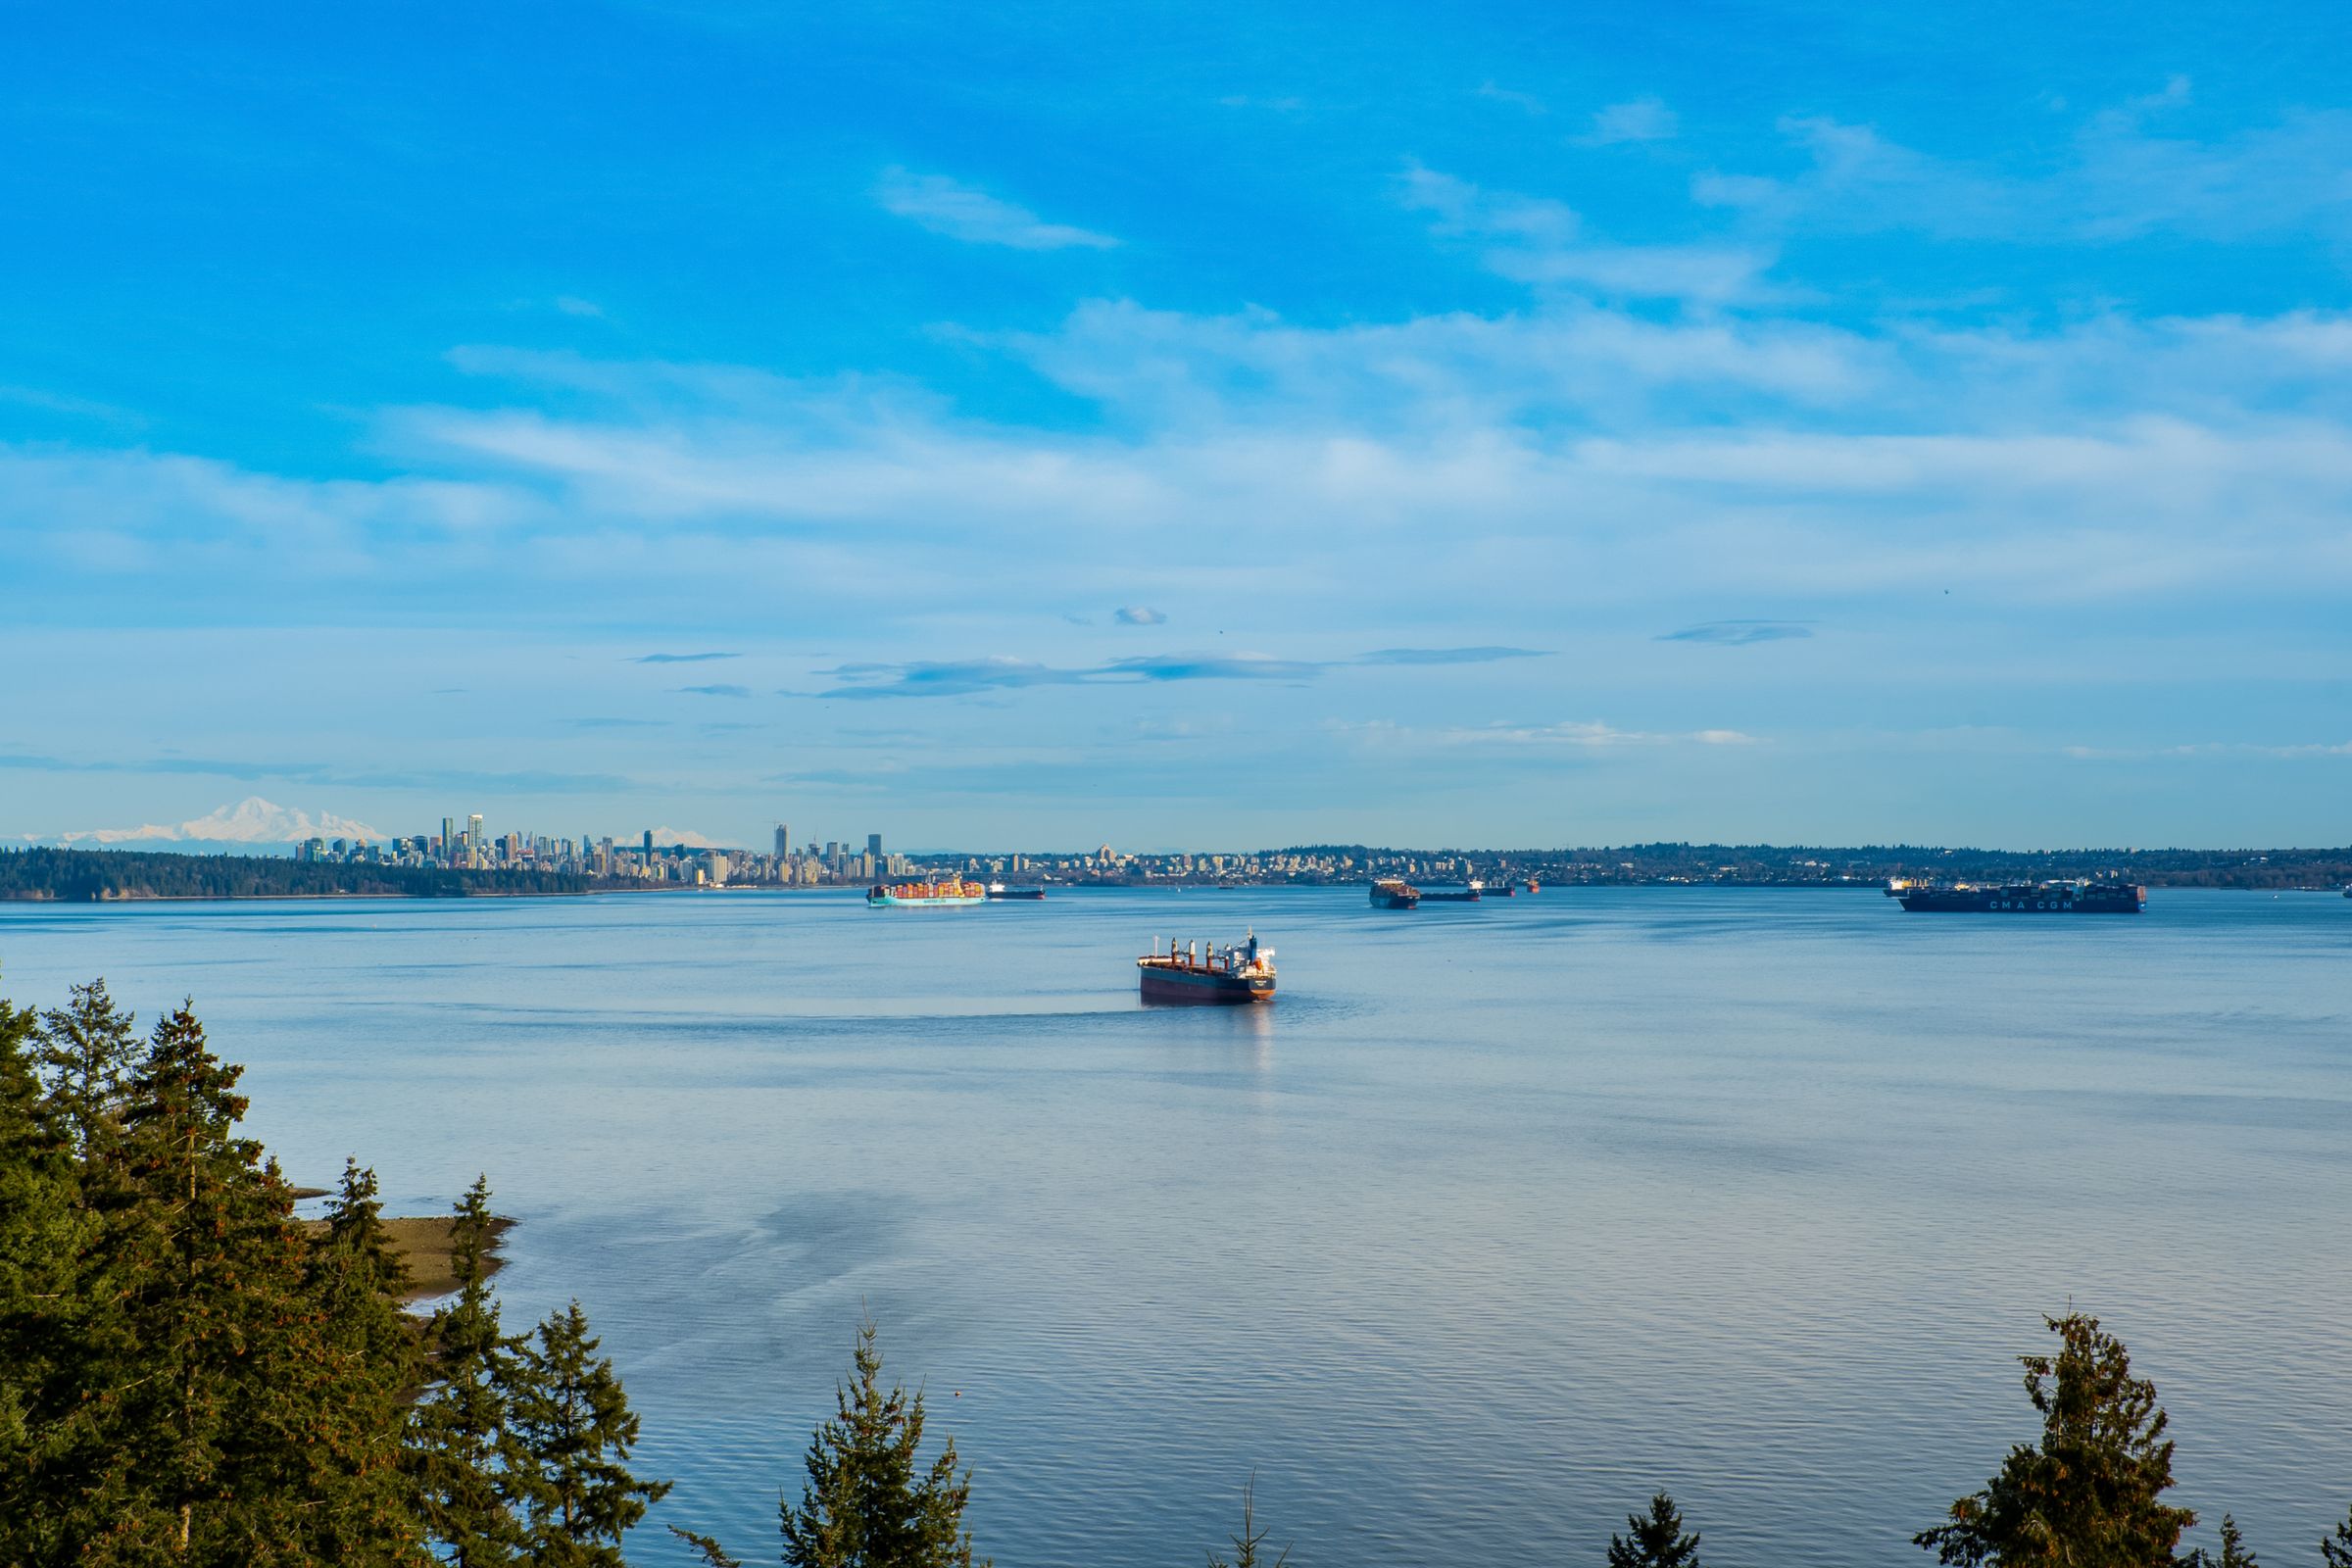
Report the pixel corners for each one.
[5,5,2349,847]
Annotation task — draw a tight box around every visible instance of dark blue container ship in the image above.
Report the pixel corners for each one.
[1887,879,2145,913]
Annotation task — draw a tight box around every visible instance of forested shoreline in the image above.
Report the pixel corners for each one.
[6,842,2352,902]
[0,848,593,901]
[4,974,2350,1565]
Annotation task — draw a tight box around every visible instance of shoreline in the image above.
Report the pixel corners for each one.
[298,1212,514,1304]
[7,881,2348,905]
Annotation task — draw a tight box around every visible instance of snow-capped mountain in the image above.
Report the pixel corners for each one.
[56,797,387,847]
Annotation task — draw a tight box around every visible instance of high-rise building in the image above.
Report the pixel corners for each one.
[775,823,790,858]
[442,817,456,865]
[824,840,840,868]
[866,832,883,863]
[467,814,485,869]
[643,829,655,859]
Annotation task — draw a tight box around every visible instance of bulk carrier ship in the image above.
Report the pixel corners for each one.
[1369,877,1421,909]
[1137,933,1276,1004]
[1886,879,2145,913]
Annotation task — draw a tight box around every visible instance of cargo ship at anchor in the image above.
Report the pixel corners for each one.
[1886,879,2145,914]
[1138,932,1276,1004]
[866,877,988,907]
[985,882,1046,901]
[1369,878,1420,909]
[1420,880,1484,904]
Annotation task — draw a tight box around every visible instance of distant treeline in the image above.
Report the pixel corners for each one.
[0,847,592,901]
[8,842,2352,902]
[4,975,2350,1565]
[1282,842,2352,890]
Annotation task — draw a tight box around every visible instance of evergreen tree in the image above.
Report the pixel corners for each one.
[412,1175,527,1567]
[1608,1492,1702,1568]
[77,1001,354,1562]
[301,1158,431,1563]
[2183,1514,2258,1568]
[2323,1504,2352,1568]
[505,1298,671,1565]
[780,1318,984,1568]
[34,977,140,1159]
[1915,1312,2196,1568]
[0,985,95,1564]
[667,1526,746,1568]
[1205,1478,1290,1568]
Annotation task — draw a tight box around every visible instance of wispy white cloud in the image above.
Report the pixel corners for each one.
[1690,91,2352,245]
[1113,605,1166,625]
[17,295,2352,635]
[1401,162,1775,303]
[876,167,1119,251]
[1476,81,1546,116]
[1433,719,1751,748]
[1583,97,1678,145]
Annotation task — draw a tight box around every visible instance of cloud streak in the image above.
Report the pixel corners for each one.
[1659,620,1814,646]
[876,168,1119,251]
[807,646,1554,699]
[0,750,631,793]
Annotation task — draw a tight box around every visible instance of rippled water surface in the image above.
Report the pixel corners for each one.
[2,887,2347,1564]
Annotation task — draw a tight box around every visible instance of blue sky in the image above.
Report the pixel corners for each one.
[4,1,2349,850]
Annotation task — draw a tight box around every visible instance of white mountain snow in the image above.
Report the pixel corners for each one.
[58,797,387,847]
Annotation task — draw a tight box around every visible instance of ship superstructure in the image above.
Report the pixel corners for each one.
[1137,932,1277,1004]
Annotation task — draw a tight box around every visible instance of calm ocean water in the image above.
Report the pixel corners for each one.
[1,886,2346,1565]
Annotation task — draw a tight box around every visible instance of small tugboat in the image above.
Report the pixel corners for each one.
[1369,877,1420,909]
[866,877,988,907]
[1420,880,1484,904]
[985,882,1047,900]
[1138,932,1276,1004]
[1520,879,1540,894]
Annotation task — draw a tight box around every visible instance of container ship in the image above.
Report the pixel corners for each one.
[1369,877,1420,909]
[985,882,1046,901]
[866,877,988,907]
[1420,880,1484,904]
[1138,932,1276,1004]
[1886,879,2145,913]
